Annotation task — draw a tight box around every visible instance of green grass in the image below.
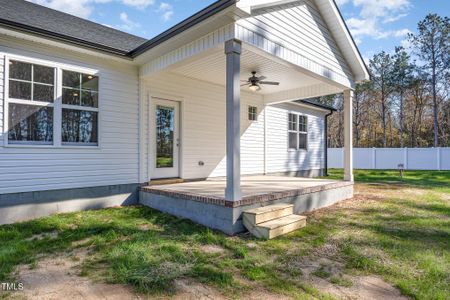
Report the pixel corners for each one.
[0,170,449,299]
[326,169,450,192]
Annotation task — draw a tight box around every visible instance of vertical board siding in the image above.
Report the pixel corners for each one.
[145,73,326,179]
[0,37,140,194]
[266,103,326,173]
[236,0,353,87]
[328,148,450,170]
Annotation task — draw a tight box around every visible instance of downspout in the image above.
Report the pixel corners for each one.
[324,110,334,176]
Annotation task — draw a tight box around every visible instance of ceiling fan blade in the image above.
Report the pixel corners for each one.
[241,83,250,87]
[260,81,280,85]
[256,76,267,81]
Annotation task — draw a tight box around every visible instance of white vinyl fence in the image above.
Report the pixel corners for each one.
[328,148,450,170]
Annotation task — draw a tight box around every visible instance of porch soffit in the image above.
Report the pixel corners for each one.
[151,45,343,102]
[140,8,356,89]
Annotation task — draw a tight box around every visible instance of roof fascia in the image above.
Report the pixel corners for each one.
[236,0,300,14]
[0,18,132,58]
[315,0,369,82]
[0,27,136,64]
[130,0,237,58]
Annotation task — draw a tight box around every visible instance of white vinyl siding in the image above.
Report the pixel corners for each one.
[0,36,139,194]
[236,0,353,86]
[144,73,326,180]
[266,103,326,173]
[144,72,265,179]
[0,55,4,147]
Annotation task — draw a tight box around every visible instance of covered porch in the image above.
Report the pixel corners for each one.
[140,175,353,234]
[136,0,369,234]
[139,38,356,201]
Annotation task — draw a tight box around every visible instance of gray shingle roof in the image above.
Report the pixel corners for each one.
[0,0,147,54]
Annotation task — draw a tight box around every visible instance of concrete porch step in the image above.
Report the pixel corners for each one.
[243,203,294,225]
[245,214,307,239]
[149,178,184,186]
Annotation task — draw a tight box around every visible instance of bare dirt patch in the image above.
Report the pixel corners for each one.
[10,249,140,300]
[199,244,226,254]
[295,255,407,300]
[173,279,226,300]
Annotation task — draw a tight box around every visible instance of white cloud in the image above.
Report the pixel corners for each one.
[383,13,408,24]
[121,0,154,9]
[394,29,412,38]
[345,0,412,43]
[157,2,173,22]
[352,0,410,19]
[118,12,141,30]
[27,0,155,19]
[28,0,111,18]
[400,38,413,50]
[335,0,349,6]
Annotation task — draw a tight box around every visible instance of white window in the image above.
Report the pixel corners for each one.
[62,70,99,145]
[6,57,99,147]
[288,113,307,150]
[248,105,258,121]
[7,60,55,145]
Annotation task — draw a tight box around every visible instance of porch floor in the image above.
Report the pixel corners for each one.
[141,175,352,207]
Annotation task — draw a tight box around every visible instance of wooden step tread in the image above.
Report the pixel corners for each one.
[257,214,307,230]
[243,204,294,225]
[244,204,294,215]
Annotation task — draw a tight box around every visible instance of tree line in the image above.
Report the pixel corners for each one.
[322,14,450,148]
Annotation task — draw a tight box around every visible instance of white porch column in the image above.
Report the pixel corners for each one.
[343,89,354,182]
[225,39,242,201]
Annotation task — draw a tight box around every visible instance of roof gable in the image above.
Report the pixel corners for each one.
[236,0,369,82]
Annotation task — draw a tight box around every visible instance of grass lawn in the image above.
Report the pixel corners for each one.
[0,170,449,299]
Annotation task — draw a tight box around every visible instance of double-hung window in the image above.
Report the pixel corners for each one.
[62,71,99,145]
[6,57,99,147]
[248,105,258,121]
[288,113,307,151]
[8,60,55,144]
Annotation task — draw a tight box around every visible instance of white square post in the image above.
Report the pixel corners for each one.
[344,89,354,182]
[224,39,242,201]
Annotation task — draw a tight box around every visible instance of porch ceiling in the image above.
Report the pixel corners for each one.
[170,46,323,95]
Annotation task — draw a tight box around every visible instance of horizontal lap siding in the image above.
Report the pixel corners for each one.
[146,73,265,179]
[238,0,352,80]
[145,74,326,179]
[266,103,325,173]
[0,37,139,194]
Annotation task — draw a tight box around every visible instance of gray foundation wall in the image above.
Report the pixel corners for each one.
[0,184,139,225]
[139,192,237,235]
[140,184,353,235]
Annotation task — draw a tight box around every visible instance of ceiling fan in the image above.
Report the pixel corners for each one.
[241,71,280,91]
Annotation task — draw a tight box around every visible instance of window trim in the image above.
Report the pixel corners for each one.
[287,112,308,152]
[248,105,258,122]
[4,55,100,148]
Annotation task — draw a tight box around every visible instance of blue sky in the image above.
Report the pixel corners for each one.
[29,0,450,60]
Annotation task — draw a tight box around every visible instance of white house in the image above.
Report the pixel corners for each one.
[0,0,368,234]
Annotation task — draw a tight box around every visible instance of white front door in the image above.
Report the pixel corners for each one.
[151,98,180,179]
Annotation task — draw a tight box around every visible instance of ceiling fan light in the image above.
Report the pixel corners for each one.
[249,83,259,92]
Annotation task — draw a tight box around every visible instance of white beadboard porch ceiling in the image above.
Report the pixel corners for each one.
[170,47,319,95]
